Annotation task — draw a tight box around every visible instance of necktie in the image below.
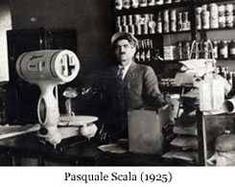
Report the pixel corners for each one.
[117,66,125,80]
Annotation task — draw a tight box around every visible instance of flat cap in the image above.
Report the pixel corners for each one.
[111,32,138,47]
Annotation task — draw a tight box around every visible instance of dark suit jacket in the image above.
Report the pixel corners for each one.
[124,62,166,110]
[92,62,166,141]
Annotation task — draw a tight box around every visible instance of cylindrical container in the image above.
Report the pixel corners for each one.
[115,0,123,10]
[164,0,172,4]
[131,0,139,8]
[156,0,164,5]
[163,10,170,33]
[170,9,177,20]
[123,0,131,9]
[195,7,202,30]
[139,0,148,7]
[219,40,229,59]
[229,40,235,58]
[148,0,155,6]
[218,4,226,28]
[202,10,210,29]
[116,16,121,26]
[225,4,234,28]
[148,14,156,34]
[209,3,219,29]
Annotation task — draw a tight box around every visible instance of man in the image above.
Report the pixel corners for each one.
[96,32,168,142]
[111,32,167,110]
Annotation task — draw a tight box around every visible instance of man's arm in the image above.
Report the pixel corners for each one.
[143,66,168,108]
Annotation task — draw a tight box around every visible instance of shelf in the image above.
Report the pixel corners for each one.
[162,30,191,35]
[198,27,235,32]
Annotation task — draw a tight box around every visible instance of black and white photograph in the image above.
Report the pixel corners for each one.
[1,1,235,184]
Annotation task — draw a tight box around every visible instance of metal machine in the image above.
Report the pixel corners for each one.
[16,50,80,146]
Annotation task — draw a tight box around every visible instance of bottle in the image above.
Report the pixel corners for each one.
[213,40,218,59]
[148,14,156,34]
[156,0,164,5]
[219,40,228,59]
[195,7,202,30]
[177,12,183,31]
[218,5,226,28]
[170,9,177,32]
[209,3,219,29]
[202,9,210,29]
[229,40,235,58]
[163,10,170,33]
[225,4,234,28]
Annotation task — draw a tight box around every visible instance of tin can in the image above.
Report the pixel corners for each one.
[218,5,226,28]
[148,0,155,6]
[131,0,139,8]
[156,0,164,5]
[163,10,169,33]
[123,0,131,9]
[139,0,148,7]
[225,4,234,28]
[115,0,122,10]
[164,0,172,4]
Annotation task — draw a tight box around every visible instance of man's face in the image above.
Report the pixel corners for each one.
[114,39,136,67]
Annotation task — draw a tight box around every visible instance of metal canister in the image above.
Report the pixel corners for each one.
[115,0,123,10]
[202,9,210,29]
[131,0,139,8]
[225,4,234,28]
[164,0,172,4]
[209,3,219,29]
[139,0,148,7]
[122,0,131,9]
[218,4,226,28]
[147,0,155,6]
[195,7,202,30]
[156,0,164,5]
